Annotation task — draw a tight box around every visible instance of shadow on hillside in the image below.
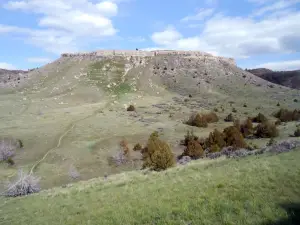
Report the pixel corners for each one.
[263,203,300,225]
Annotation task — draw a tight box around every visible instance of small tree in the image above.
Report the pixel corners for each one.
[142,132,175,171]
[223,126,247,149]
[252,113,268,123]
[294,128,300,137]
[240,118,254,138]
[127,105,136,111]
[181,140,204,159]
[133,143,142,151]
[224,113,234,122]
[205,129,226,150]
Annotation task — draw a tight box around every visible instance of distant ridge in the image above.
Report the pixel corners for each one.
[247,68,300,90]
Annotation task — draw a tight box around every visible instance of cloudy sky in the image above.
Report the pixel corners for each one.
[0,0,299,70]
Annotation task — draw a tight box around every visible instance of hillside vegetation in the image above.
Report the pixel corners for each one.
[1,150,300,225]
[0,52,299,192]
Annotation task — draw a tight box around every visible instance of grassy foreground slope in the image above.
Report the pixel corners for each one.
[1,150,300,225]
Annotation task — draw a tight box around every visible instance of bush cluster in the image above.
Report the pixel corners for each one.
[5,170,40,197]
[133,143,142,151]
[186,112,218,128]
[273,108,300,122]
[240,118,254,138]
[224,113,234,122]
[252,113,268,123]
[142,132,175,171]
[181,140,204,159]
[255,121,279,138]
[127,105,136,111]
[294,128,300,137]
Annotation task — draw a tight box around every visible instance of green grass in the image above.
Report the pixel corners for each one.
[87,60,132,96]
[1,150,300,225]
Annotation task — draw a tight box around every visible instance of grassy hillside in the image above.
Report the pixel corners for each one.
[1,150,300,225]
[0,54,300,191]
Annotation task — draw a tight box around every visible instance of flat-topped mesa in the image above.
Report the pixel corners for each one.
[61,50,236,65]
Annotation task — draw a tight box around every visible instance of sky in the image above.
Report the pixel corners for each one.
[0,0,300,71]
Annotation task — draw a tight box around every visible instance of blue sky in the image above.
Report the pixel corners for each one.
[0,0,300,71]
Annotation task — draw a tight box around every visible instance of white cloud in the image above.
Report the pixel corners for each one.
[27,57,52,63]
[255,60,300,71]
[181,8,215,22]
[251,0,300,17]
[151,26,182,46]
[149,4,300,58]
[0,62,17,70]
[2,0,119,54]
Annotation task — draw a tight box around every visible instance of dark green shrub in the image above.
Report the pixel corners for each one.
[232,108,237,113]
[223,126,248,149]
[273,108,300,122]
[205,129,226,149]
[181,140,204,159]
[294,99,298,103]
[240,118,254,138]
[243,103,247,107]
[133,143,142,151]
[252,113,268,123]
[7,157,15,166]
[267,138,277,146]
[181,130,198,146]
[294,128,300,137]
[224,113,234,122]
[277,102,280,107]
[142,133,175,171]
[255,122,279,138]
[127,105,136,111]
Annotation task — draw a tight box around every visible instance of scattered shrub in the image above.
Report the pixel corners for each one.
[186,113,208,128]
[204,112,219,123]
[127,105,136,111]
[223,126,248,149]
[294,99,298,103]
[0,139,16,162]
[5,170,40,197]
[267,138,277,146]
[277,102,280,107]
[6,157,15,166]
[224,113,234,122]
[240,118,254,138]
[142,132,175,171]
[294,128,300,137]
[210,144,221,153]
[186,112,219,128]
[273,108,300,122]
[189,94,192,98]
[214,108,219,112]
[243,103,247,107]
[181,140,204,159]
[181,130,198,146]
[205,129,226,150]
[68,165,80,179]
[133,143,142,151]
[252,113,268,123]
[232,108,237,113]
[255,121,279,138]
[120,139,130,157]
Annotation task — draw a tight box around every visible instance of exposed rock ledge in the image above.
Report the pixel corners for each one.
[61,50,236,66]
